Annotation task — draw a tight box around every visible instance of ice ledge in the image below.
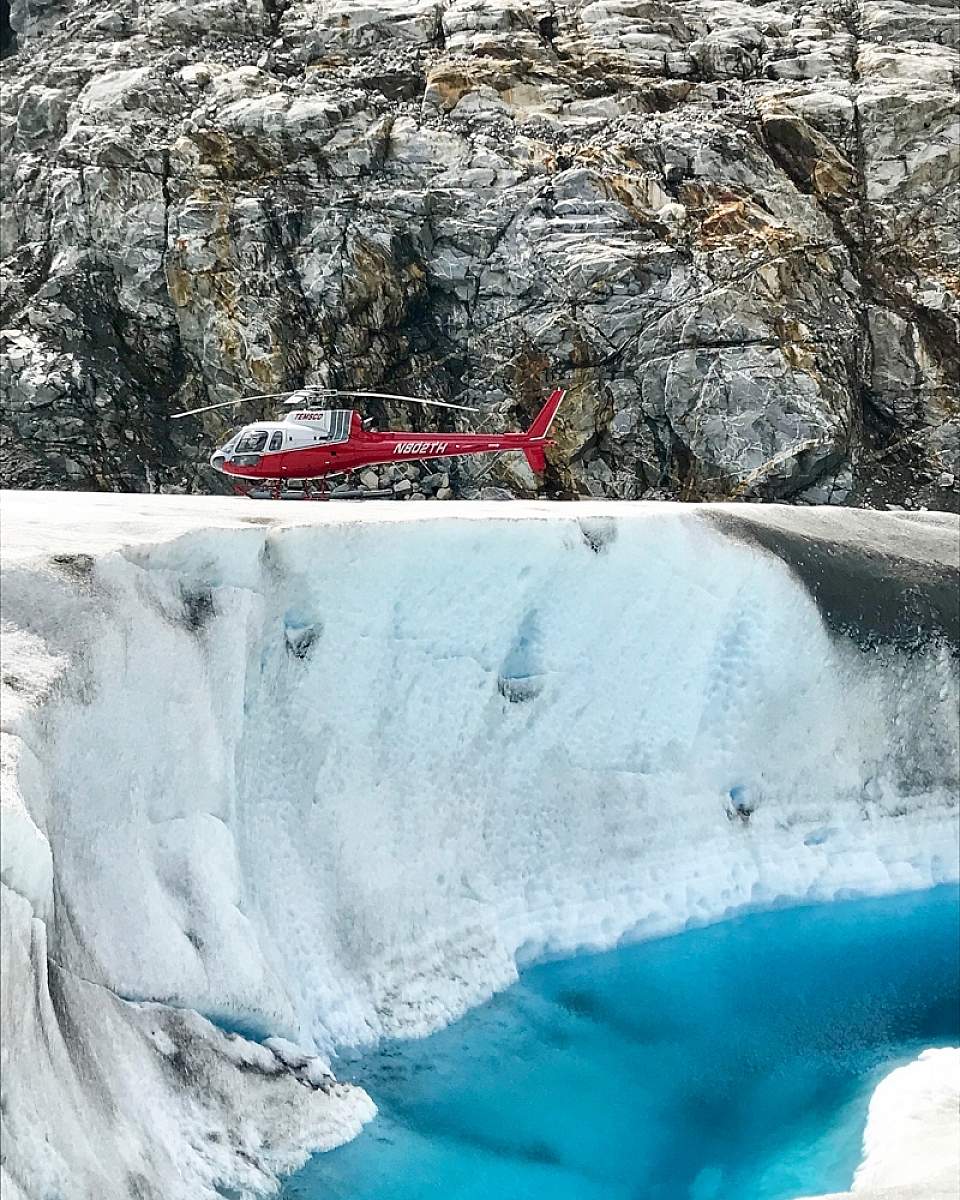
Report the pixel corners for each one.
[4,490,958,553]
[4,491,957,649]
[802,1048,960,1200]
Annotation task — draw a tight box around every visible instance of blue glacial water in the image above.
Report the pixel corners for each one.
[282,886,959,1200]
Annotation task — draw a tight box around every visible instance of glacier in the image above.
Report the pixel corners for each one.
[802,1048,960,1200]
[0,491,957,1200]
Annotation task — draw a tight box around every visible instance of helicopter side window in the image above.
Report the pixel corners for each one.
[268,431,283,452]
[235,430,268,453]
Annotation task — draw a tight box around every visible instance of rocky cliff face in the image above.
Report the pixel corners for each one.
[1,0,957,505]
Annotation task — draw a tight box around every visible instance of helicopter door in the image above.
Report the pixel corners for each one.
[268,431,283,452]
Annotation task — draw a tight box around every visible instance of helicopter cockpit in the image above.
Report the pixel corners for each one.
[211,423,283,471]
[209,411,353,472]
[234,429,269,454]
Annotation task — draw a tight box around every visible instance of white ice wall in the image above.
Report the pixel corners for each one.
[1,494,957,1200]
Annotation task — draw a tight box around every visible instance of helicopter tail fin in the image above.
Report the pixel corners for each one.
[521,387,565,473]
[526,388,566,440]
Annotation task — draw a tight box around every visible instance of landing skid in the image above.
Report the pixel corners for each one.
[241,477,393,501]
[242,478,329,501]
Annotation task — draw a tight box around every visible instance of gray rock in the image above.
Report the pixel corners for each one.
[0,0,956,509]
[421,471,445,492]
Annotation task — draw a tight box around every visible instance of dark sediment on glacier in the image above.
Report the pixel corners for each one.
[702,507,960,650]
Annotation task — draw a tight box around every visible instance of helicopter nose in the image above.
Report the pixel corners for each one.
[210,454,226,472]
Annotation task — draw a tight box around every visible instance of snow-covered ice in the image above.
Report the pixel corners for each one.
[1,491,957,1200]
[803,1048,960,1200]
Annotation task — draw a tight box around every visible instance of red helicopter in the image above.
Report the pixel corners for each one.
[172,386,566,498]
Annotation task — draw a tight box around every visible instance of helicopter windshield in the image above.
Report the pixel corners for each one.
[235,429,268,453]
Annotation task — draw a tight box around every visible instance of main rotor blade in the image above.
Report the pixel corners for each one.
[296,389,480,413]
[171,388,337,420]
[170,396,265,420]
[171,388,330,420]
[171,386,479,420]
